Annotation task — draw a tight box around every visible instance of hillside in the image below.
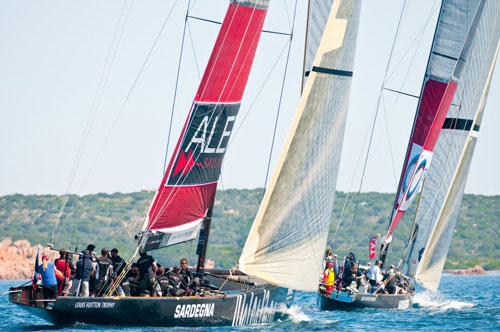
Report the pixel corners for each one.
[0,189,498,271]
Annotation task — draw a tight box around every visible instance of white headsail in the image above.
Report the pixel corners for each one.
[239,0,362,291]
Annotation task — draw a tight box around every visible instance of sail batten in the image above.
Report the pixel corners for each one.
[239,0,361,291]
[142,0,270,250]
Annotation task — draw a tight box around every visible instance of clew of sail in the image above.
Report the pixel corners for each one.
[239,0,361,292]
[141,0,270,251]
[386,0,488,239]
[404,0,500,291]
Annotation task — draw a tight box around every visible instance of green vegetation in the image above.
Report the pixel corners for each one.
[0,189,498,270]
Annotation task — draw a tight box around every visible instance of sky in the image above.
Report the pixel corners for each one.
[0,0,499,196]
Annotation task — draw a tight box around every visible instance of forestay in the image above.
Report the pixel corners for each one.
[140,0,270,251]
[239,0,361,291]
[386,0,488,239]
[404,0,500,292]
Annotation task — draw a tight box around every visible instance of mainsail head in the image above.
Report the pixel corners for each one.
[141,0,271,250]
[239,0,362,292]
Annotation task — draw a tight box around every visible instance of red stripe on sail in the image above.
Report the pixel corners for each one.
[387,79,458,237]
[146,3,267,232]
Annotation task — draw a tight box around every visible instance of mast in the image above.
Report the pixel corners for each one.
[196,205,213,274]
[300,0,311,93]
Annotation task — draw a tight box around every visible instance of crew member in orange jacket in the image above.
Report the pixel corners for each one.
[323,261,335,296]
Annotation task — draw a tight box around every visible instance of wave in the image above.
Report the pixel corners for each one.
[284,305,312,323]
[413,292,474,311]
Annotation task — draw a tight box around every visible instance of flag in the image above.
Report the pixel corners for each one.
[32,246,40,290]
[369,236,377,260]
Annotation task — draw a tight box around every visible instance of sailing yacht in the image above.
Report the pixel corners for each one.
[317,0,500,310]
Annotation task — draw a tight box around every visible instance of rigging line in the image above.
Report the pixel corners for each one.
[380,92,398,187]
[163,0,190,174]
[187,21,202,80]
[147,4,266,228]
[386,0,440,114]
[189,0,198,12]
[56,0,180,240]
[344,0,411,246]
[334,97,381,246]
[227,39,290,149]
[384,0,441,84]
[186,15,292,36]
[218,38,291,191]
[382,87,419,99]
[262,0,298,193]
[282,0,293,32]
[51,0,133,244]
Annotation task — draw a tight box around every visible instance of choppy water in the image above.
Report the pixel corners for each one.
[2,274,499,331]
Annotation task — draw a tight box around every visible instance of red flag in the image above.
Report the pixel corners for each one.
[369,236,377,260]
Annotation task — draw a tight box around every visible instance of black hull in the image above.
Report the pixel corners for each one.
[10,277,293,327]
[317,289,413,310]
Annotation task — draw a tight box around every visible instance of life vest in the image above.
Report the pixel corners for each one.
[324,268,335,286]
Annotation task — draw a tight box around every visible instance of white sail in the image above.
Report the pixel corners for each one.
[403,0,500,291]
[239,0,361,291]
[303,0,335,84]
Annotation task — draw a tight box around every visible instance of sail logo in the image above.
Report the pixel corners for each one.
[174,303,215,318]
[397,144,433,212]
[168,102,240,185]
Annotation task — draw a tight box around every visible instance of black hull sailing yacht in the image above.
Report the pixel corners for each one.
[318,0,500,311]
[9,271,291,327]
[10,0,293,327]
[10,0,363,327]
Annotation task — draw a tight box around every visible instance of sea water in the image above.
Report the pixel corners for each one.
[1,274,499,331]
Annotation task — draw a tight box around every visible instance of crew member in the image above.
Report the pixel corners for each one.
[39,255,59,303]
[70,250,95,297]
[54,249,75,296]
[323,261,335,296]
[383,265,398,294]
[136,248,157,296]
[110,248,130,296]
[342,252,356,287]
[94,248,113,296]
[367,259,383,288]
[179,258,194,284]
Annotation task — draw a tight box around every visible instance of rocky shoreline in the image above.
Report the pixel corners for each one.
[0,238,214,280]
[0,238,57,280]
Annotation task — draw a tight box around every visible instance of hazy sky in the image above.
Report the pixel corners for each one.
[1,0,499,196]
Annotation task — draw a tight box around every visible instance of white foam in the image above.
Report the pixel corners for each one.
[285,305,312,323]
[414,292,474,311]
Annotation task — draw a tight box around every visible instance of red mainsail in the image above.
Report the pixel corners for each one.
[141,1,269,250]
